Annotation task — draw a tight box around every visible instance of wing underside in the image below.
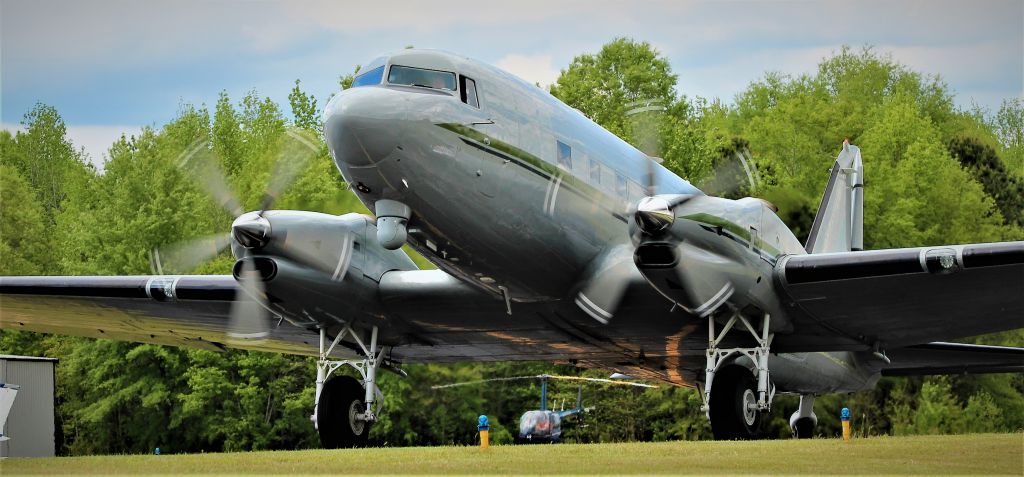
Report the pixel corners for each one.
[0,275,326,356]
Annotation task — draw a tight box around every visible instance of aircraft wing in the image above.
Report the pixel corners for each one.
[880,342,1024,376]
[775,241,1024,351]
[0,275,329,357]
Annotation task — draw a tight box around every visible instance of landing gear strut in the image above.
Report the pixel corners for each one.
[700,312,775,440]
[313,325,385,448]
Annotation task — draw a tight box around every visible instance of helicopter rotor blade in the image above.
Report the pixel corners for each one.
[431,374,657,390]
[430,375,547,390]
[544,375,658,388]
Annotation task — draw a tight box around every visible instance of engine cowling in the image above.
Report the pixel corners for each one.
[231,211,419,326]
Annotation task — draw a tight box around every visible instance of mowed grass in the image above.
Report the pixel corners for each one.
[2,433,1021,475]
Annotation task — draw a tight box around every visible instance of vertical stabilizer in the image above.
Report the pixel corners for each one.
[805,140,864,253]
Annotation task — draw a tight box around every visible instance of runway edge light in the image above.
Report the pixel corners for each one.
[478,415,490,449]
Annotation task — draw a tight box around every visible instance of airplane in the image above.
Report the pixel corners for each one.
[1,49,1022,448]
[431,373,656,443]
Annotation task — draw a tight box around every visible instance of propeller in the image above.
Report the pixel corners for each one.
[151,128,325,341]
[574,101,761,325]
[430,374,657,390]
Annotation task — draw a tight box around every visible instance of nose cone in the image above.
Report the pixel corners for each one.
[635,196,674,234]
[324,87,406,167]
[232,212,271,249]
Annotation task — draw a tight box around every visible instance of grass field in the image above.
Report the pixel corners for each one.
[2,433,1021,475]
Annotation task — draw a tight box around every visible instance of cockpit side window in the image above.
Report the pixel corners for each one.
[350,66,385,88]
[460,76,480,108]
[388,65,457,91]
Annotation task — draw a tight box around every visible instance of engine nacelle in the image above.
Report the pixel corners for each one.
[231,211,419,326]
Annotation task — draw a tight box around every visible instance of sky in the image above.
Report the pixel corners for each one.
[2,0,1022,168]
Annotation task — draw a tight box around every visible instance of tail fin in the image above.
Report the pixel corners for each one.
[805,140,864,253]
[575,386,583,411]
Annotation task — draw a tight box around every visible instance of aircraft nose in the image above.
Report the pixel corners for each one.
[323,87,406,167]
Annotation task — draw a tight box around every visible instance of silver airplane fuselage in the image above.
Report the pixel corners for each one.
[323,49,881,392]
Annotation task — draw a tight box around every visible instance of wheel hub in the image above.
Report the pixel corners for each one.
[348,399,366,435]
[742,389,757,426]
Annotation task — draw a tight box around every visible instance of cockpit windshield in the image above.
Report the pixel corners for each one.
[388,65,457,91]
[351,65,385,88]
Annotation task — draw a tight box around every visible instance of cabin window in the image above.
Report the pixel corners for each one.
[350,65,385,88]
[460,76,480,108]
[615,173,628,197]
[589,158,601,184]
[556,141,572,170]
[388,65,457,91]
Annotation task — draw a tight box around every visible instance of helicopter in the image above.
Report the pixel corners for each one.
[432,374,656,444]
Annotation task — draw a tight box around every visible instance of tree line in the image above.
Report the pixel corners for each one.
[1,39,1022,454]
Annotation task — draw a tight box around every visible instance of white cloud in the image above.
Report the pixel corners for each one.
[65,125,143,170]
[1,122,141,171]
[677,46,833,102]
[495,54,562,88]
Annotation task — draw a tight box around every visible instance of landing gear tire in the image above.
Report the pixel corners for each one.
[317,376,371,449]
[709,366,762,440]
[792,417,815,439]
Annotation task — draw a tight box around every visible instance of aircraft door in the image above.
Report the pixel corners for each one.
[466,79,519,198]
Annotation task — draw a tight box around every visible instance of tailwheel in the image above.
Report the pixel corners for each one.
[789,394,817,439]
[709,365,763,440]
[792,417,815,439]
[317,375,371,448]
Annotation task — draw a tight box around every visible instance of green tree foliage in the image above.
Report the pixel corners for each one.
[992,99,1024,176]
[1,40,1022,455]
[289,79,320,133]
[947,136,1024,227]
[550,38,678,142]
[0,163,53,275]
[1,104,93,219]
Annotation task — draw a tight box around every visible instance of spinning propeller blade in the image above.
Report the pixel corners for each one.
[228,258,270,342]
[153,127,326,341]
[576,102,761,324]
[260,129,321,211]
[151,233,232,274]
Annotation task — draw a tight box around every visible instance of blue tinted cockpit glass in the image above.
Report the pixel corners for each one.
[388,65,456,91]
[351,66,385,88]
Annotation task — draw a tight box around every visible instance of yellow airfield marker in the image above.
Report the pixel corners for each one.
[841,407,851,442]
[478,415,490,449]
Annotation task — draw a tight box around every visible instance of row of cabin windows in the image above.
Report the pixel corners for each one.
[557,140,643,200]
[350,64,480,109]
[351,65,642,199]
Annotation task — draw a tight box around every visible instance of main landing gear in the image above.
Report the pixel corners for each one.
[700,312,775,440]
[313,324,386,448]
